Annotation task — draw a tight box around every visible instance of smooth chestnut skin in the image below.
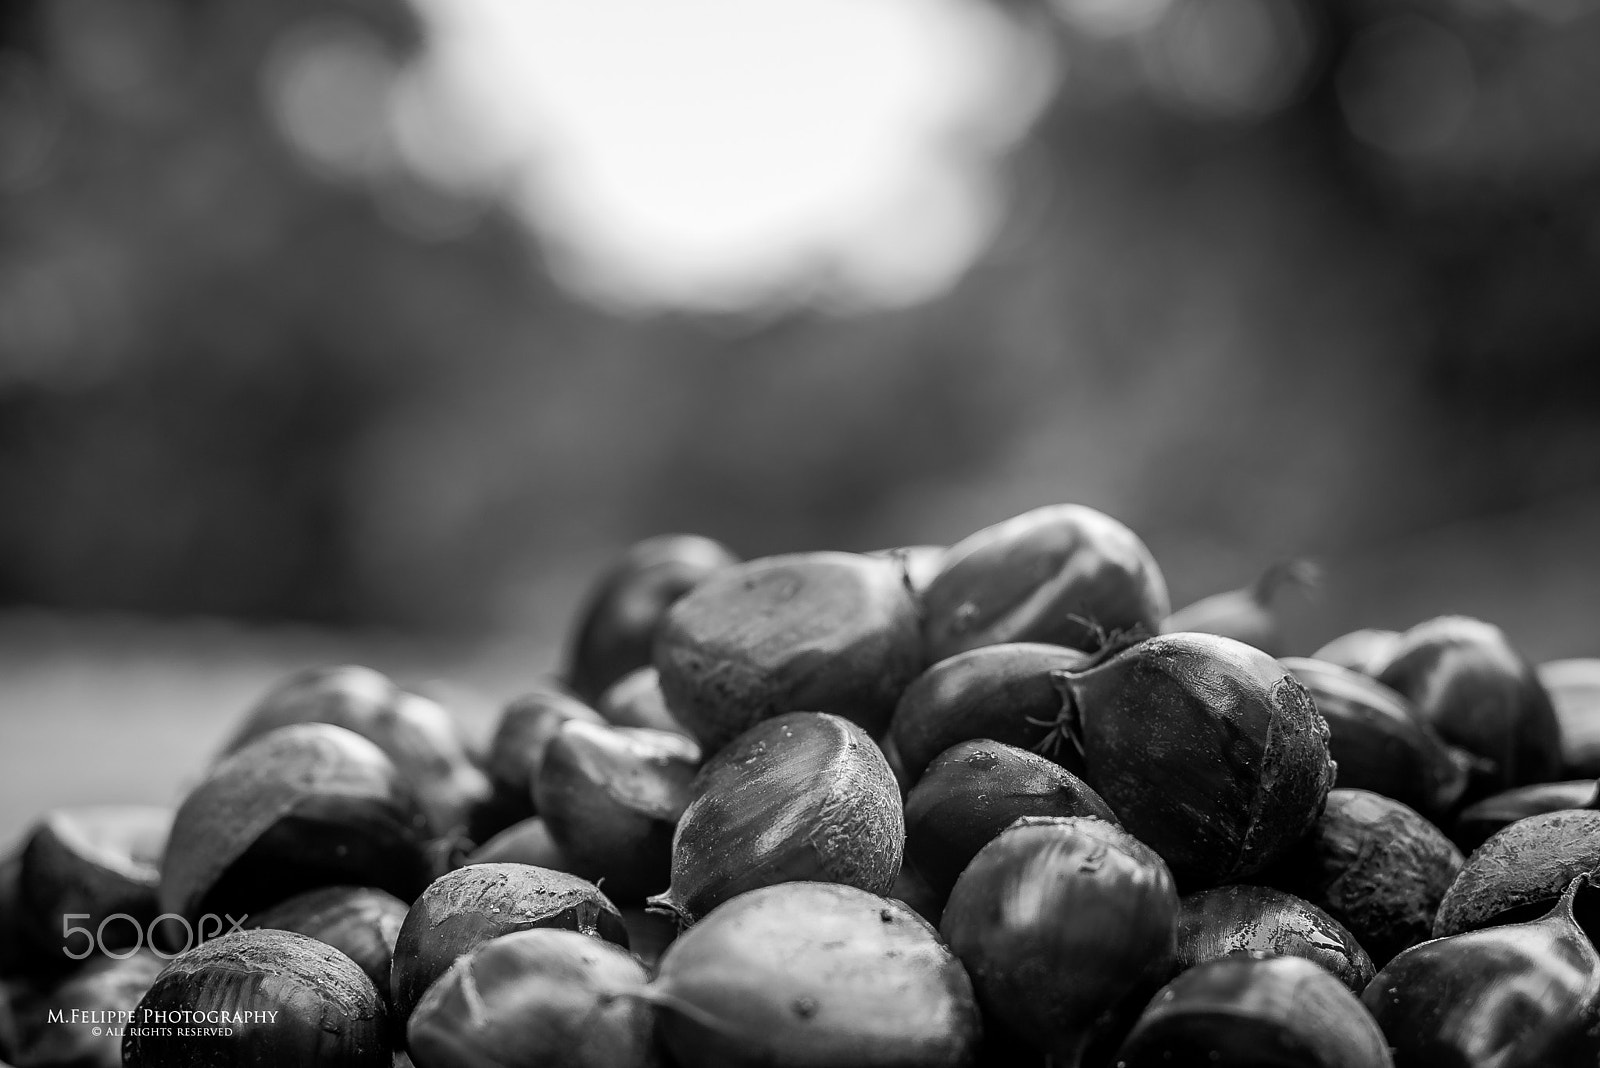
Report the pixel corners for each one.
[242,887,408,1003]
[565,533,738,705]
[15,805,168,967]
[920,503,1169,661]
[1282,657,1475,822]
[479,688,606,836]
[648,882,981,1068]
[219,666,491,840]
[1452,780,1600,853]
[1433,809,1600,939]
[125,929,391,1068]
[1055,634,1335,889]
[650,712,903,925]
[1364,878,1600,1068]
[389,864,628,1026]
[160,724,433,923]
[408,929,657,1068]
[654,552,923,753]
[1176,885,1375,992]
[904,740,1116,899]
[532,721,699,902]
[1120,954,1394,1068]
[870,544,947,599]
[465,818,571,870]
[1312,629,1400,675]
[1373,616,1562,797]
[888,643,1093,784]
[942,816,1178,1067]
[1160,560,1318,658]
[1265,789,1463,967]
[1540,659,1600,778]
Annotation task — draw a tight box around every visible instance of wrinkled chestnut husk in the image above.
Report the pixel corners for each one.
[219,665,491,841]
[532,721,700,902]
[1364,875,1600,1067]
[920,503,1169,662]
[645,881,981,1068]
[1050,633,1336,889]
[1264,789,1463,968]
[14,805,169,972]
[887,643,1094,784]
[389,863,628,1026]
[1432,809,1600,940]
[869,544,947,600]
[597,667,695,737]
[408,929,658,1068]
[6,949,162,1068]
[1160,559,1320,657]
[1176,884,1375,992]
[465,817,571,870]
[941,816,1178,1068]
[904,740,1117,899]
[653,552,923,754]
[1452,780,1600,853]
[1540,659,1600,778]
[1282,657,1479,822]
[125,929,391,1067]
[1373,615,1562,798]
[160,724,435,923]
[648,712,903,926]
[1119,953,1394,1068]
[477,688,606,838]
[565,533,739,705]
[1313,629,1401,675]
[242,887,408,1004]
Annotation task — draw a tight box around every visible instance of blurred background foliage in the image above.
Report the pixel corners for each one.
[2,0,1599,671]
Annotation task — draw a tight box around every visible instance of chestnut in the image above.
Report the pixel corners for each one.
[1052,633,1335,888]
[1372,615,1562,796]
[646,881,981,1068]
[1364,875,1600,1066]
[532,720,699,902]
[479,687,605,836]
[1160,559,1319,657]
[219,665,491,840]
[1451,778,1599,853]
[124,929,390,1067]
[1119,954,1393,1068]
[5,949,162,1068]
[1265,789,1462,967]
[903,739,1116,899]
[1281,656,1477,822]
[1432,809,1600,939]
[160,723,434,923]
[407,928,657,1068]
[942,816,1178,1067]
[241,886,408,1003]
[13,805,168,971]
[869,543,947,599]
[648,712,902,925]
[1175,884,1375,992]
[1312,629,1400,674]
[653,551,923,753]
[887,642,1093,784]
[919,503,1169,660]
[596,667,694,737]
[465,817,571,870]
[1539,658,1600,778]
[388,863,628,1026]
[565,533,738,704]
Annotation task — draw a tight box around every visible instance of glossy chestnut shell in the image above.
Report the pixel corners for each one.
[242,886,408,1003]
[1176,884,1375,992]
[1452,779,1599,853]
[1160,559,1318,657]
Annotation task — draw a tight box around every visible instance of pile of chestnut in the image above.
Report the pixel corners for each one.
[2,501,1599,1068]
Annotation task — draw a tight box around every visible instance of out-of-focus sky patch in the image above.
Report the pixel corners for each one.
[338,0,1060,311]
